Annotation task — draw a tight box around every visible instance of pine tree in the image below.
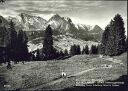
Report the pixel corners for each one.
[100,25,110,55]
[17,29,29,61]
[64,49,68,56]
[17,29,24,61]
[59,50,64,57]
[7,20,18,61]
[42,25,56,60]
[101,14,126,56]
[70,44,76,55]
[70,44,81,55]
[90,45,94,54]
[32,53,36,61]
[113,14,126,55]
[0,26,8,63]
[104,20,116,56]
[36,49,41,61]
[82,47,85,54]
[95,45,99,54]
[90,45,98,54]
[22,31,29,61]
[84,45,89,54]
[70,45,73,55]
[97,45,100,54]
[76,45,81,55]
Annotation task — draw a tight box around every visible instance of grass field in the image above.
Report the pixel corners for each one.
[0,53,127,90]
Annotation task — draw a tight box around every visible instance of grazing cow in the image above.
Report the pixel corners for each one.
[61,72,66,77]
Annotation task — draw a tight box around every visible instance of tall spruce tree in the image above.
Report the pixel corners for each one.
[82,46,85,54]
[97,44,100,54]
[70,45,74,55]
[70,44,81,55]
[76,45,81,55]
[100,25,110,55]
[113,14,126,55]
[70,44,76,56]
[17,29,24,61]
[59,50,64,57]
[0,26,8,63]
[90,45,98,54]
[101,14,126,56]
[90,45,93,54]
[105,20,115,56]
[36,49,41,61]
[83,45,89,54]
[64,49,68,56]
[23,31,29,60]
[42,25,56,60]
[17,29,29,61]
[8,20,17,61]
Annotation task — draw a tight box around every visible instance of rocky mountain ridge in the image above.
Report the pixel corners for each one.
[0,13,103,51]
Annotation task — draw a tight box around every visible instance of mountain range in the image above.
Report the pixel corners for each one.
[0,13,103,52]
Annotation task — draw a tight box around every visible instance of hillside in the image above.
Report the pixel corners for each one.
[28,35,99,52]
[0,53,127,90]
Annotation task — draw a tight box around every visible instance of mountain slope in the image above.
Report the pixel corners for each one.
[20,13,47,31]
[90,25,103,34]
[47,14,73,34]
[18,13,103,42]
[7,16,23,31]
[89,25,104,42]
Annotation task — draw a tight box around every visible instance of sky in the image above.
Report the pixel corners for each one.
[0,0,127,30]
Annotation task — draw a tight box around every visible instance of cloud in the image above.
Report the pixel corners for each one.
[0,0,103,15]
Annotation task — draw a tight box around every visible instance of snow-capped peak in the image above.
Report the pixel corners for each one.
[74,23,94,31]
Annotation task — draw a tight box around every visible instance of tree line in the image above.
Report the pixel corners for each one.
[70,44,99,55]
[0,20,30,64]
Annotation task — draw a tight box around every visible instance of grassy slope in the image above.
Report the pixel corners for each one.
[28,35,98,52]
[0,53,127,90]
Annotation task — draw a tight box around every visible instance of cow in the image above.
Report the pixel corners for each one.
[61,72,67,78]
